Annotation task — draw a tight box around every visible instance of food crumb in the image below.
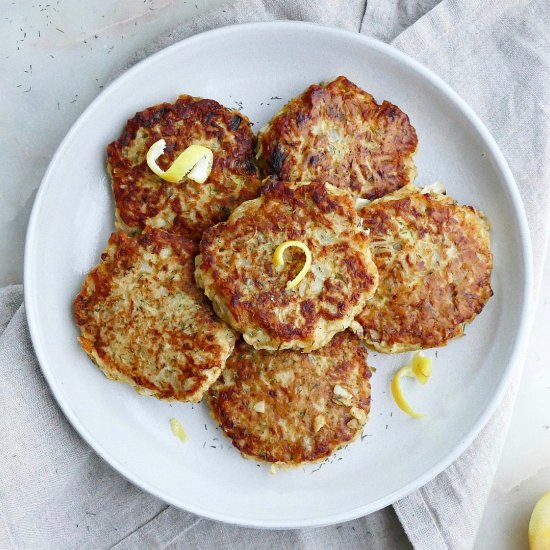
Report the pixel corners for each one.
[170,418,189,443]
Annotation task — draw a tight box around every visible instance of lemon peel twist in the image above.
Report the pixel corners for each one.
[391,352,433,418]
[273,240,312,290]
[146,139,213,184]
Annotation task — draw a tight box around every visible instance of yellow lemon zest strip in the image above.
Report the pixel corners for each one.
[390,352,433,418]
[410,352,433,385]
[170,418,189,443]
[529,491,550,550]
[146,139,213,184]
[273,240,312,290]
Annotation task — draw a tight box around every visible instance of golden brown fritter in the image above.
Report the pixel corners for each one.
[107,94,262,241]
[207,332,371,466]
[195,180,379,352]
[74,228,236,402]
[257,76,418,199]
[355,185,493,353]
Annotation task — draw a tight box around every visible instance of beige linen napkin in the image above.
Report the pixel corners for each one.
[2,0,550,549]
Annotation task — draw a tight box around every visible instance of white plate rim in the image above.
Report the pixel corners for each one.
[24,21,534,529]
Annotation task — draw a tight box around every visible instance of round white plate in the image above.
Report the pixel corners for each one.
[25,22,533,529]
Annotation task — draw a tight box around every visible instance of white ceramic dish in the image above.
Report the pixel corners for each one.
[25,21,533,529]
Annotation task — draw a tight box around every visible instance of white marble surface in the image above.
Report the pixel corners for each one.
[3,2,549,548]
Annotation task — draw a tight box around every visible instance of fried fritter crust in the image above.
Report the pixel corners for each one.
[207,332,371,465]
[195,180,379,352]
[107,94,262,241]
[74,228,236,402]
[355,185,493,353]
[257,76,417,199]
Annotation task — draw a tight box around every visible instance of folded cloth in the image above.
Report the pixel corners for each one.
[2,0,550,549]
